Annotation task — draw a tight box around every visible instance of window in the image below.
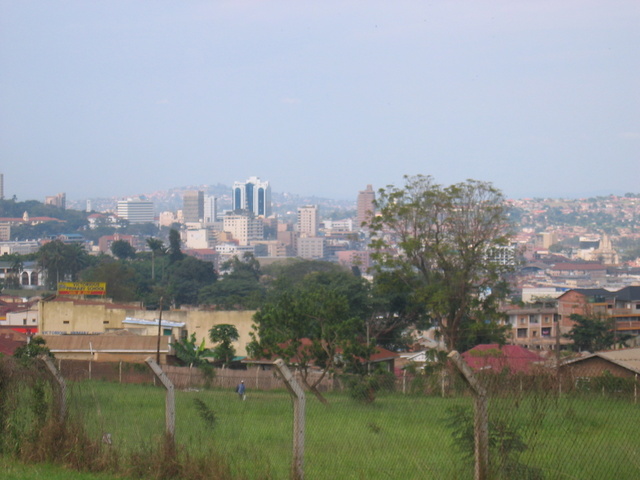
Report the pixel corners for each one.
[543,316,550,323]
[529,315,539,324]
[517,328,527,338]
[63,321,70,324]
[541,327,551,337]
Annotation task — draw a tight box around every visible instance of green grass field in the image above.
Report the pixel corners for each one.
[61,380,640,480]
[0,457,127,480]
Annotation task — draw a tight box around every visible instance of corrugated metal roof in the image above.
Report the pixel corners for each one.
[596,348,640,374]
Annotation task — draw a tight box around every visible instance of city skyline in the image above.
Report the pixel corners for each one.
[1,2,639,202]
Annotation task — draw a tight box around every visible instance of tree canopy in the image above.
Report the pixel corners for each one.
[37,240,91,289]
[564,314,632,352]
[209,324,239,366]
[110,240,137,260]
[199,253,265,309]
[369,175,515,351]
[249,270,371,404]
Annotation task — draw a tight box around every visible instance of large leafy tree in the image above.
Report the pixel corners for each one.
[249,271,371,404]
[369,175,515,352]
[110,240,137,260]
[37,240,90,289]
[167,256,217,306]
[565,314,632,352]
[368,268,431,351]
[199,253,265,309]
[209,324,239,366]
[81,259,139,302]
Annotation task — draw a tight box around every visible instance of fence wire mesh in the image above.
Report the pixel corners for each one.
[1,356,639,479]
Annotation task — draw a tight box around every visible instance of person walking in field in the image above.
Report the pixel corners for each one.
[236,380,246,400]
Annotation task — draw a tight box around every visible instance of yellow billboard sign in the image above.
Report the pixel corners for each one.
[58,282,107,296]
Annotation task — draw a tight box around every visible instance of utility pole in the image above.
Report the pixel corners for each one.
[156,297,164,364]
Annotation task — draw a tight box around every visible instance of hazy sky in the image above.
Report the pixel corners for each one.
[1,1,638,203]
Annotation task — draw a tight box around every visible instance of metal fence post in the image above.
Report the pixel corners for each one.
[40,355,67,422]
[448,351,489,480]
[274,359,305,480]
[145,357,176,443]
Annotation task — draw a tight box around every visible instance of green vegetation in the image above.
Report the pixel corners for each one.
[208,324,239,366]
[60,380,640,480]
[2,353,640,480]
[369,175,514,351]
[250,269,372,404]
[0,457,127,480]
[564,313,633,352]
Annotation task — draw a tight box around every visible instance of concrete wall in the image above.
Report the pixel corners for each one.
[40,299,256,356]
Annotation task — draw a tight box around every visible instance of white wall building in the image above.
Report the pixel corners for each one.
[117,199,155,224]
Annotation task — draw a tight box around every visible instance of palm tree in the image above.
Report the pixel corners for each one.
[146,238,166,281]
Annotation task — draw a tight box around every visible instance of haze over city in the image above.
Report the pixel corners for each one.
[1,1,638,202]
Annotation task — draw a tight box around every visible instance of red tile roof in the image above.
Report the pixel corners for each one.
[461,344,543,374]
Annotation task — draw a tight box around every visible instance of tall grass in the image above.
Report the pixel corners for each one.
[3,355,640,479]
[66,380,640,479]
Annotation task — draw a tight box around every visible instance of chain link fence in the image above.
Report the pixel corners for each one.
[1,354,639,479]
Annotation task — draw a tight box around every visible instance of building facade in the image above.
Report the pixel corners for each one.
[117,199,155,224]
[297,205,318,237]
[356,184,375,229]
[223,214,264,246]
[232,176,272,217]
[204,195,217,224]
[183,190,205,223]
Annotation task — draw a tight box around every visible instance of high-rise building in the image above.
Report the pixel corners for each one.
[297,205,318,237]
[183,190,205,223]
[117,199,155,224]
[232,176,272,217]
[204,195,217,224]
[356,184,375,229]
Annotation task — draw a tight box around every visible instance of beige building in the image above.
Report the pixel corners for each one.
[39,298,257,357]
[223,214,264,246]
[297,205,318,237]
[296,236,324,260]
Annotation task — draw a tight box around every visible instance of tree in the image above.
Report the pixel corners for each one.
[369,175,515,352]
[172,333,214,367]
[564,314,632,352]
[81,259,139,302]
[167,256,217,306]
[146,237,166,281]
[249,271,370,404]
[37,240,90,289]
[110,240,137,260]
[199,253,265,309]
[209,324,239,367]
[368,268,430,351]
[14,336,52,361]
[168,229,184,263]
